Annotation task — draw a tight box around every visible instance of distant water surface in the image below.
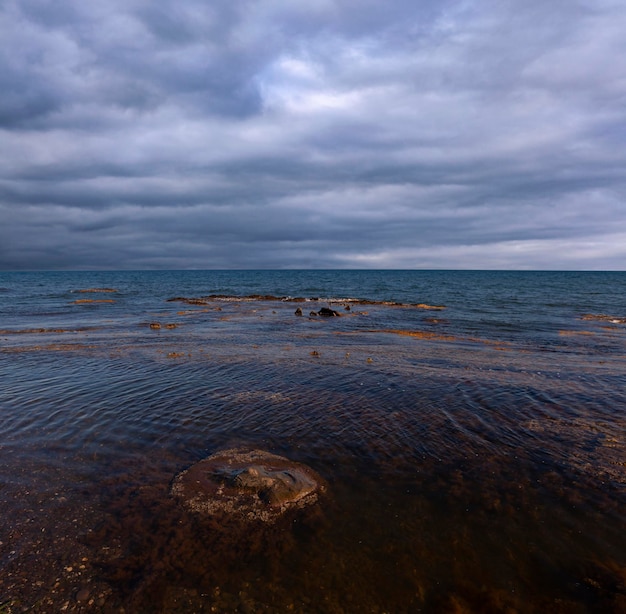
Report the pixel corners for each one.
[0,270,625,613]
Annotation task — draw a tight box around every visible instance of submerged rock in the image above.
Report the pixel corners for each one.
[171,449,325,523]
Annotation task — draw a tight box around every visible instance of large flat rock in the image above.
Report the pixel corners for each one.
[171,448,325,523]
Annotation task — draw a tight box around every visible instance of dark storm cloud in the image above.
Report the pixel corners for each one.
[1,0,625,269]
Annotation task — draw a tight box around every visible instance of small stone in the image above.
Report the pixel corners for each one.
[76,588,90,603]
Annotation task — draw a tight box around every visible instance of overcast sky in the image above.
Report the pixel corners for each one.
[1,0,625,270]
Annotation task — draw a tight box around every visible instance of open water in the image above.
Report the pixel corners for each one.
[0,270,625,613]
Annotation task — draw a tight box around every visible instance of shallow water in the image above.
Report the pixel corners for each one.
[0,271,625,612]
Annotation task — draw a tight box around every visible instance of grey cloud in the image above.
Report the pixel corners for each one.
[0,72,61,128]
[1,0,625,269]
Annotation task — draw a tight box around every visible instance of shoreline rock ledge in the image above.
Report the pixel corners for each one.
[171,448,325,523]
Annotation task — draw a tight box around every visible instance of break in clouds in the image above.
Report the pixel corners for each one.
[1,0,625,270]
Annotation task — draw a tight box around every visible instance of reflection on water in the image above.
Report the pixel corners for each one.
[0,295,625,613]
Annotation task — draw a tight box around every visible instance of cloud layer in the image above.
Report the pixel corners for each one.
[1,0,625,269]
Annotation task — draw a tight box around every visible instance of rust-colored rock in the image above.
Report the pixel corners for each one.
[72,299,115,304]
[171,449,324,523]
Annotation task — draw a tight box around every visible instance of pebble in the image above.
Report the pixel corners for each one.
[76,587,90,602]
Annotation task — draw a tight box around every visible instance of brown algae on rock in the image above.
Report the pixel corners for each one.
[171,448,324,523]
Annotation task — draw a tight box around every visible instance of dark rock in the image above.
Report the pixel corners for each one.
[309,311,318,317]
[318,307,341,317]
[294,307,303,316]
[76,588,90,603]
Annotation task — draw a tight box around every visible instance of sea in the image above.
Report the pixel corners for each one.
[0,270,624,613]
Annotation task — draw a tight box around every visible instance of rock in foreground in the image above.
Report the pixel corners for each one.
[171,449,324,523]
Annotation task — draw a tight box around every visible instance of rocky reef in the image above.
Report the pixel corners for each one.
[167,294,445,310]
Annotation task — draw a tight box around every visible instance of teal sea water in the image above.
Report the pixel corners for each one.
[0,270,625,612]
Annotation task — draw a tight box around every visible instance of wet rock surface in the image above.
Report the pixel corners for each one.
[172,449,324,523]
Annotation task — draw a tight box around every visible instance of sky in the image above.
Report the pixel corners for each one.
[1,0,625,270]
